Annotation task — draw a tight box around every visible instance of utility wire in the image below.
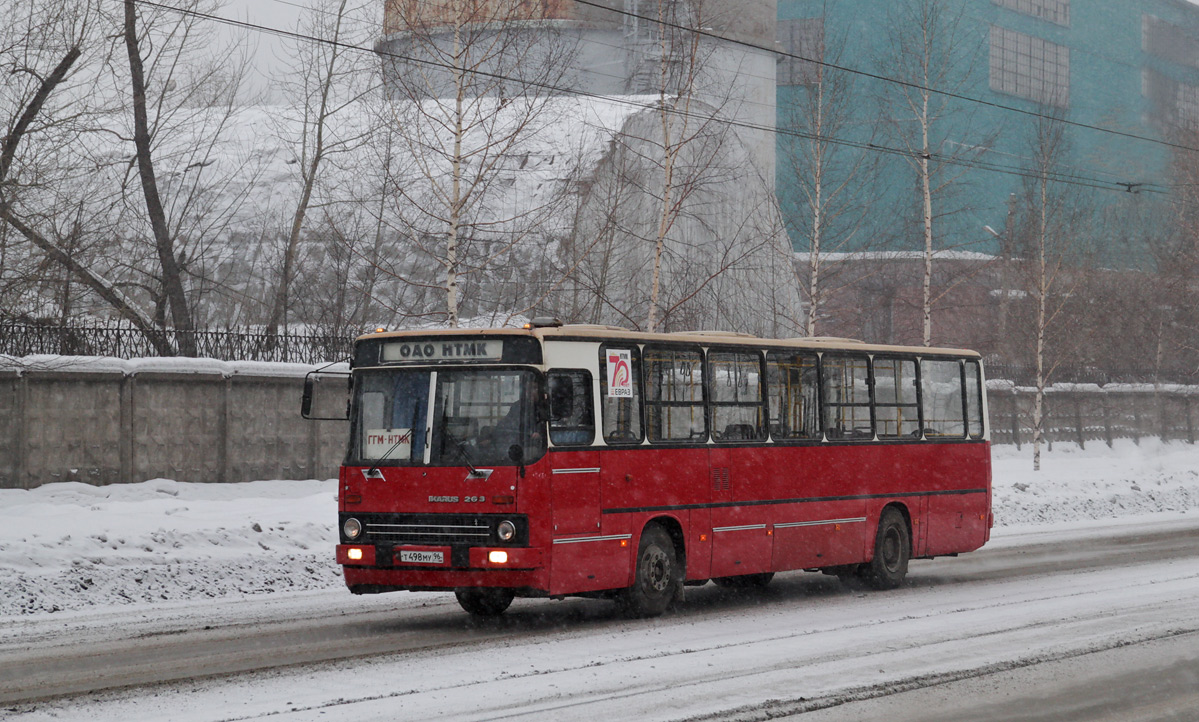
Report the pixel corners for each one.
[127,0,1178,199]
[570,0,1199,158]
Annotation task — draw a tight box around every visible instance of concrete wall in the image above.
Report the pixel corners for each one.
[0,359,347,490]
[5,358,1192,490]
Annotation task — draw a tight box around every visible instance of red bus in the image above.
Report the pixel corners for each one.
[305,320,991,617]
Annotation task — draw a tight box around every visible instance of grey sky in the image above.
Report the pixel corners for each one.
[214,0,379,101]
[219,0,310,99]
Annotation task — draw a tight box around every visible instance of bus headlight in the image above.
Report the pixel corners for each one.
[343,517,363,540]
[497,520,516,542]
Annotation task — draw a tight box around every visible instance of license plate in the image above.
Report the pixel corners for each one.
[399,550,444,564]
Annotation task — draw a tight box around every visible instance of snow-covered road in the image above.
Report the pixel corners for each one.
[5,516,1199,721]
[3,441,1199,720]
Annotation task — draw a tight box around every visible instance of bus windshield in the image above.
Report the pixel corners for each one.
[353,368,544,466]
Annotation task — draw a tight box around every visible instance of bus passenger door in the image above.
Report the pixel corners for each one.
[708,446,772,579]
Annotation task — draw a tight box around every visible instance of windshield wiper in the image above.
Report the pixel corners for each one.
[440,413,480,475]
[365,402,422,478]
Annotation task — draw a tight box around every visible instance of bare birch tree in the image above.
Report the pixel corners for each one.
[0,0,179,350]
[264,0,375,336]
[637,0,737,332]
[777,7,879,337]
[378,0,578,327]
[1016,112,1090,471]
[878,0,993,346]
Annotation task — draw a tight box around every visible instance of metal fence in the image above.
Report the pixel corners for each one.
[0,323,353,364]
[988,386,1199,448]
[5,323,1197,387]
[984,361,1199,387]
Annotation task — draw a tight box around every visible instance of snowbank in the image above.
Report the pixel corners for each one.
[2,439,1198,617]
[0,479,340,616]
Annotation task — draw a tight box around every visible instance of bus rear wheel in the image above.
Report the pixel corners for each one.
[619,524,681,618]
[862,508,910,590]
[454,587,515,617]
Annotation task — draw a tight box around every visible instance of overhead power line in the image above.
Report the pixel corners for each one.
[570,0,1199,159]
[127,0,1180,199]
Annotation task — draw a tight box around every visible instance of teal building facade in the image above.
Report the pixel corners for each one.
[776,0,1199,263]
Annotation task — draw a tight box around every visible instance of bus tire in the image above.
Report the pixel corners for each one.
[712,572,774,589]
[454,587,515,617]
[619,524,682,618]
[863,508,910,590]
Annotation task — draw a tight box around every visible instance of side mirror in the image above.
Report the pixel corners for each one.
[301,370,351,420]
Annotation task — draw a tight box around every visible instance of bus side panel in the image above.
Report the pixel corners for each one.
[916,442,992,557]
[709,513,773,578]
[786,445,869,568]
[549,535,631,595]
[901,438,987,556]
[600,447,709,584]
[687,507,713,580]
[710,446,773,578]
[549,449,602,536]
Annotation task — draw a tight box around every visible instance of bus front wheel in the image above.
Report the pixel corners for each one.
[862,508,910,590]
[454,587,515,617]
[619,524,681,618]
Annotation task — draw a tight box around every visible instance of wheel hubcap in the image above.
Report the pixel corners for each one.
[643,547,670,593]
[882,528,900,572]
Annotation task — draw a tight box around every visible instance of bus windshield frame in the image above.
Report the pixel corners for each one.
[349,366,546,467]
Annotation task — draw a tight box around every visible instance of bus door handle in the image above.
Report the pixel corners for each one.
[467,468,494,481]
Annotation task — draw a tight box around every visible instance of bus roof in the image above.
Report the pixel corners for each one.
[356,325,982,359]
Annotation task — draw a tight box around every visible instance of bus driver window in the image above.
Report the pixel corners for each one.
[548,370,595,446]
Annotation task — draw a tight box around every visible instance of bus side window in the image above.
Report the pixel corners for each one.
[601,347,643,443]
[965,360,985,439]
[921,359,965,438]
[822,354,872,440]
[549,370,595,446]
[766,351,820,440]
[708,350,765,441]
[644,346,706,442]
[873,357,920,438]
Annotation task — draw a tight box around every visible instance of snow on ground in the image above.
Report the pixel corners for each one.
[1,439,1198,619]
[0,479,341,616]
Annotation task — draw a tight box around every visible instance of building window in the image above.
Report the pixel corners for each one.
[993,0,1069,27]
[989,25,1070,107]
[1143,67,1199,131]
[1143,15,1199,71]
[777,17,824,86]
